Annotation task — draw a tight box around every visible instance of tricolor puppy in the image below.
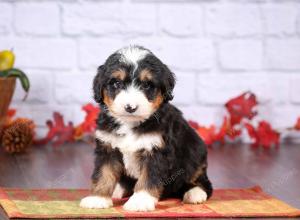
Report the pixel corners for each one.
[80,46,213,212]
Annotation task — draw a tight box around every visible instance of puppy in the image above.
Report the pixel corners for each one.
[80,45,213,212]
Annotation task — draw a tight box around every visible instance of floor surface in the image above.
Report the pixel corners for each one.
[0,142,299,219]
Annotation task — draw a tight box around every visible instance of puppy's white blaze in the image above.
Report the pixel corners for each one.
[112,183,125,199]
[80,196,113,209]
[183,187,207,204]
[118,46,149,70]
[112,85,153,121]
[123,190,157,212]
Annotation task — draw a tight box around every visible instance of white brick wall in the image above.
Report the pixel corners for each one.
[262,3,298,36]
[218,39,263,70]
[159,4,204,37]
[0,3,12,35]
[15,3,60,36]
[205,3,262,37]
[265,39,300,70]
[0,0,299,137]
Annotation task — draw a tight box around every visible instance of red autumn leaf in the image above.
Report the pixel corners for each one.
[244,123,258,145]
[80,103,100,133]
[74,103,100,140]
[189,120,217,145]
[197,125,217,146]
[7,109,16,118]
[245,121,280,148]
[294,117,300,130]
[188,120,200,130]
[258,121,280,148]
[35,112,75,147]
[3,108,17,127]
[216,117,241,143]
[189,117,242,146]
[225,91,258,125]
[226,127,242,140]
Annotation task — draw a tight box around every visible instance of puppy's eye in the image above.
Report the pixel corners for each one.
[109,79,123,90]
[113,81,121,89]
[141,82,153,90]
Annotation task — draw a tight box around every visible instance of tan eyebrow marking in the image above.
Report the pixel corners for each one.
[139,69,153,81]
[112,69,126,80]
[102,89,113,109]
[152,91,164,110]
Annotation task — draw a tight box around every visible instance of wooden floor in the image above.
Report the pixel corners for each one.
[0,142,299,219]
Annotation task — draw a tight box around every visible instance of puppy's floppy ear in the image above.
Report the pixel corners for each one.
[93,65,106,104]
[162,64,176,102]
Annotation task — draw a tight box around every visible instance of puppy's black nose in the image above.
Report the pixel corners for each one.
[125,104,138,113]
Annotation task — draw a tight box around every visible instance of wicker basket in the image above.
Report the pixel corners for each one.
[0,77,16,129]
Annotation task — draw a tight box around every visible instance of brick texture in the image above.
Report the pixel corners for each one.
[265,39,300,70]
[219,39,263,70]
[0,3,12,34]
[15,3,60,36]
[0,0,299,138]
[159,4,203,37]
[206,3,262,37]
[61,2,121,36]
[262,4,299,36]
[159,39,214,70]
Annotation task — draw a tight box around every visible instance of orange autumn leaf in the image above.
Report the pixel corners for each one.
[294,117,300,130]
[73,126,84,140]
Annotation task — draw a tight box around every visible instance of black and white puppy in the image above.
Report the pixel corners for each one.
[80,46,213,212]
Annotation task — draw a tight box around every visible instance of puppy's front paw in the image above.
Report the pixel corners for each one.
[80,196,113,209]
[123,191,157,212]
[183,187,207,204]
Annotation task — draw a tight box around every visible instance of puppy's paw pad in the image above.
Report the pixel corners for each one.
[80,196,113,209]
[123,191,157,212]
[183,187,207,204]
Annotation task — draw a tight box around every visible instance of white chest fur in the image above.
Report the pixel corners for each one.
[95,126,163,178]
[122,152,140,178]
[95,125,163,152]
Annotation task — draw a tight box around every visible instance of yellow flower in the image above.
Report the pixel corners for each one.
[0,50,15,71]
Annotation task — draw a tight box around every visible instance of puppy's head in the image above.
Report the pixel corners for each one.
[93,45,175,123]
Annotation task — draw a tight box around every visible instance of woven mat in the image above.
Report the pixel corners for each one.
[0,186,299,219]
